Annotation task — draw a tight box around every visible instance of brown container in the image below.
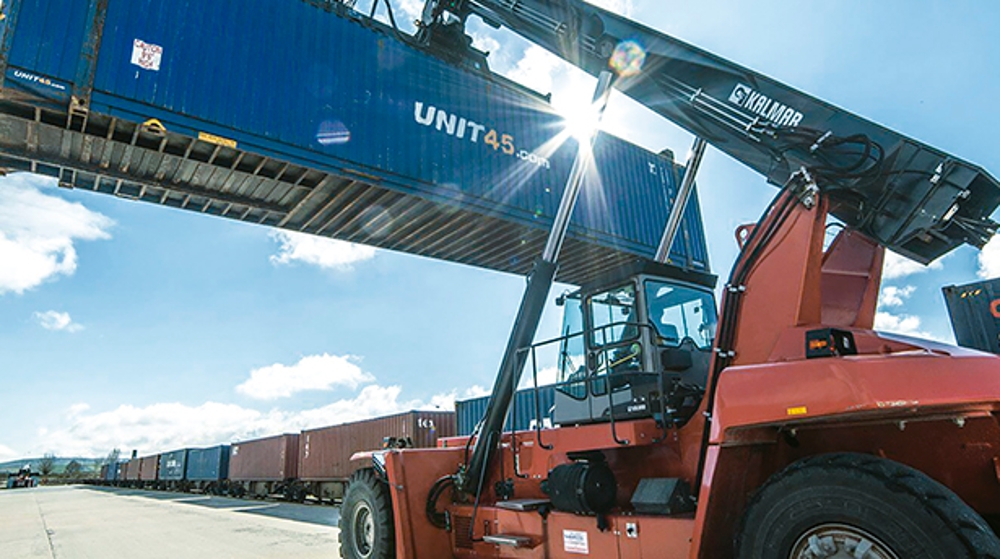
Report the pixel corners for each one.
[125,458,141,481]
[229,433,299,481]
[139,455,159,481]
[299,410,456,481]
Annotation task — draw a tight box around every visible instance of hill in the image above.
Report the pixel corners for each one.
[0,457,99,475]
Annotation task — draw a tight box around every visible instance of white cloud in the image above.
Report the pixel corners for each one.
[0,443,19,461]
[32,383,480,457]
[68,403,91,416]
[878,285,915,308]
[392,0,424,25]
[424,385,490,411]
[0,176,113,294]
[34,401,287,458]
[882,250,942,280]
[34,310,84,333]
[237,353,375,400]
[518,366,559,389]
[586,0,634,16]
[874,310,933,339]
[874,284,946,341]
[269,230,375,271]
[296,384,422,426]
[505,45,564,95]
[978,235,1000,279]
[469,32,501,56]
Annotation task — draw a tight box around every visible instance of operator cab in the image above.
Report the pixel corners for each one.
[553,260,717,427]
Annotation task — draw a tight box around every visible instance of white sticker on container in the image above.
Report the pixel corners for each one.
[563,530,589,554]
[131,39,163,71]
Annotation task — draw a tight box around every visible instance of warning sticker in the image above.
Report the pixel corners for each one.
[563,530,589,554]
[131,39,163,71]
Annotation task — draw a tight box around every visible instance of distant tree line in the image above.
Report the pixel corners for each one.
[7,449,123,485]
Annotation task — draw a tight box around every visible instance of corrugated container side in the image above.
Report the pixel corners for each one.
[157,449,188,481]
[230,434,299,481]
[110,461,125,481]
[186,445,230,481]
[298,411,456,481]
[103,463,122,481]
[456,386,556,436]
[943,278,1000,354]
[99,464,108,480]
[125,458,141,481]
[2,0,709,279]
[139,455,159,480]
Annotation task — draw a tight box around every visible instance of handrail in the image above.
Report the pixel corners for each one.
[511,321,679,450]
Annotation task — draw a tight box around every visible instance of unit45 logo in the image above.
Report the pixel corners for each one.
[413,101,550,169]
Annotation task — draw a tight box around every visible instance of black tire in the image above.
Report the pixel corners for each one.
[339,469,395,559]
[737,453,1000,559]
[285,484,306,503]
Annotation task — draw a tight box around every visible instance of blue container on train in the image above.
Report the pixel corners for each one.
[456,385,556,436]
[103,462,121,482]
[0,0,709,272]
[158,449,188,481]
[185,445,230,481]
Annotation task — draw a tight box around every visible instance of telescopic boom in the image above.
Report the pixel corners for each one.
[419,0,1000,264]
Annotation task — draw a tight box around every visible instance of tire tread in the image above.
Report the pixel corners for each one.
[339,468,395,559]
[738,453,1000,559]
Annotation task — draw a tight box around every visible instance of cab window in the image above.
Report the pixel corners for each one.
[556,293,587,399]
[588,283,637,347]
[644,280,716,350]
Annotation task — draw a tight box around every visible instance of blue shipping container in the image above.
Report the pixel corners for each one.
[158,449,188,481]
[0,0,709,285]
[456,385,556,436]
[943,278,1000,354]
[104,462,125,481]
[185,445,230,482]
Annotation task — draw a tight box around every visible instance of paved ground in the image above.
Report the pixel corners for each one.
[0,485,341,558]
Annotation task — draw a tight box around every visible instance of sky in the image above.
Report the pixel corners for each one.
[2,0,1000,461]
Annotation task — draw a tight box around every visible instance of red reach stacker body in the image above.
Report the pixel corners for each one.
[338,1,1000,557]
[358,194,1000,559]
[350,0,1000,559]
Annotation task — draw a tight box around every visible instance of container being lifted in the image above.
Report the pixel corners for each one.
[0,0,709,286]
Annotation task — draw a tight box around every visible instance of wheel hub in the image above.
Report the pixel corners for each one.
[353,502,375,558]
[790,524,899,559]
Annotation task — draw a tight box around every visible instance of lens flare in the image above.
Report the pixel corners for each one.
[609,40,646,77]
[563,108,602,142]
[360,205,394,239]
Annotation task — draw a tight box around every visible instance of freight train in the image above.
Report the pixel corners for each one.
[91,388,557,502]
[93,410,457,503]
